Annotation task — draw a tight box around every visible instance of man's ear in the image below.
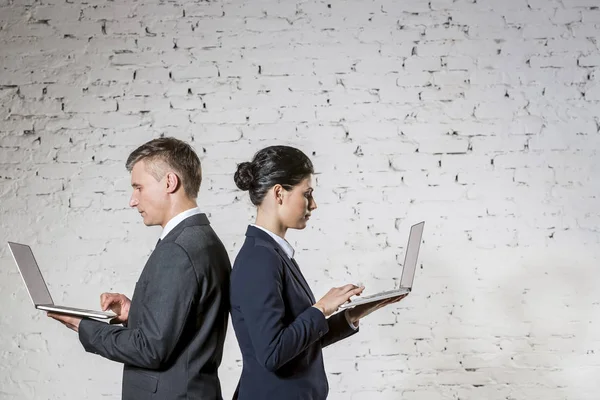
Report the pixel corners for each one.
[165,172,180,194]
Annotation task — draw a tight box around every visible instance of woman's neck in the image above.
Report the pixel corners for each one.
[255,211,287,238]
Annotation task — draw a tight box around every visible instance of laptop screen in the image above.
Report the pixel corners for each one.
[8,242,54,306]
[399,222,425,289]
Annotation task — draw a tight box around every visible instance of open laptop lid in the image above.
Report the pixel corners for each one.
[399,221,425,289]
[8,242,54,306]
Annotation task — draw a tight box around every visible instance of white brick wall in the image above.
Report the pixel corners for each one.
[1,0,599,398]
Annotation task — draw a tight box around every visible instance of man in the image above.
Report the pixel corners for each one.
[49,137,231,400]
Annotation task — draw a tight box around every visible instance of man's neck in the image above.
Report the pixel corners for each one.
[161,200,198,228]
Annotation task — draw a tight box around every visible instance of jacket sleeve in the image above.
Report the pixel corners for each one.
[320,310,359,348]
[78,242,199,369]
[233,246,329,372]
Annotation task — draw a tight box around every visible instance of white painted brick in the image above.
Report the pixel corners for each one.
[530,55,578,68]
[407,41,451,59]
[133,67,170,82]
[499,38,548,57]
[53,22,104,37]
[6,21,56,37]
[88,112,147,129]
[81,4,134,20]
[468,24,523,40]
[469,69,519,86]
[135,3,183,19]
[478,99,528,120]
[403,56,442,72]
[419,85,466,101]
[278,106,316,123]
[444,55,475,71]
[110,52,159,67]
[118,97,171,113]
[416,135,469,154]
[167,95,207,111]
[582,10,600,23]
[449,9,506,27]
[585,84,600,100]
[514,166,555,185]
[579,54,600,67]
[388,153,440,171]
[570,0,600,6]
[325,89,380,106]
[85,37,137,56]
[43,116,90,132]
[471,135,527,153]
[476,54,526,71]
[2,1,600,399]
[63,97,117,113]
[542,84,584,101]
[547,38,596,53]
[425,26,468,41]
[527,0,562,8]
[176,35,221,50]
[8,98,63,116]
[395,71,432,87]
[378,86,421,104]
[571,22,600,37]
[551,9,583,24]
[125,83,165,97]
[32,5,82,21]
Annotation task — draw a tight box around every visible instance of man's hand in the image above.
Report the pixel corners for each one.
[346,294,408,325]
[100,293,131,325]
[47,313,82,332]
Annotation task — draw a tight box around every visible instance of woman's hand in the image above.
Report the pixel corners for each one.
[346,294,408,325]
[313,284,365,317]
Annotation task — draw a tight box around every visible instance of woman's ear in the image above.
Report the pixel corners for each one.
[273,184,284,205]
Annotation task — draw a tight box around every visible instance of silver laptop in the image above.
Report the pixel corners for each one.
[8,242,115,319]
[339,221,424,310]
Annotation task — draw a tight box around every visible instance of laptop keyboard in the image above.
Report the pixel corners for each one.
[40,305,113,315]
[356,289,403,301]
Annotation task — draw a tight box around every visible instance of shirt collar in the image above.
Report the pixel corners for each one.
[160,207,202,240]
[250,224,295,259]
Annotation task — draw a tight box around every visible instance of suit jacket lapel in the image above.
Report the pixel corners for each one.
[273,247,316,304]
[246,225,316,304]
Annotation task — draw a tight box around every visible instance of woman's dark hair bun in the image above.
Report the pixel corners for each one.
[234,146,314,206]
[234,162,254,191]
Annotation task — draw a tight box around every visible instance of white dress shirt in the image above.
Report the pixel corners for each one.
[160,207,203,240]
[251,224,295,259]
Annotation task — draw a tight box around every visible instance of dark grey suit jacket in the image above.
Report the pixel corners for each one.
[78,213,231,400]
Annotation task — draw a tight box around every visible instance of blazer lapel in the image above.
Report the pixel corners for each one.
[246,225,316,304]
[273,247,316,304]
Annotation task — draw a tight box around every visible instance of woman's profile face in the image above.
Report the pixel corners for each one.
[280,175,317,230]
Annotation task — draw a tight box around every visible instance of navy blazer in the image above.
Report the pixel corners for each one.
[230,225,358,400]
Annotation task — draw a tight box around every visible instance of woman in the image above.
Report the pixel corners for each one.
[230,146,405,400]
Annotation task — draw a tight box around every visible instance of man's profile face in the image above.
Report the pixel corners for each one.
[129,159,167,227]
